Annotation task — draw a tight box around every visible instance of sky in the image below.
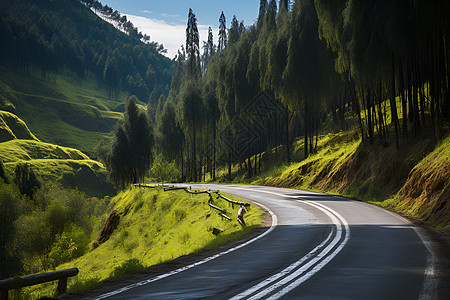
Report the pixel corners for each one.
[101,0,260,59]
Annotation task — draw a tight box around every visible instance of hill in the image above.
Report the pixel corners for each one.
[0,111,113,197]
[0,0,174,102]
[0,0,175,155]
[23,186,264,297]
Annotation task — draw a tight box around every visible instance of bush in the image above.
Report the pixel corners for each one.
[109,258,145,280]
[44,233,78,269]
[13,163,41,199]
[0,182,24,277]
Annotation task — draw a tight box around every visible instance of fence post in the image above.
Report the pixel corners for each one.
[0,290,7,300]
[57,277,68,295]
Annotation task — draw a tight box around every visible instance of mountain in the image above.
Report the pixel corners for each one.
[0,0,175,155]
[0,0,174,102]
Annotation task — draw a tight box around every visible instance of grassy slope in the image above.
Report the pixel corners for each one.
[252,129,449,230]
[0,66,126,155]
[0,111,114,197]
[24,186,263,297]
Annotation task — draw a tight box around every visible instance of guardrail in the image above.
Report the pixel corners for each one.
[218,194,251,207]
[0,268,79,300]
[134,184,251,225]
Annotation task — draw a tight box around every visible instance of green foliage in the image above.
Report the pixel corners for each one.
[0,182,24,278]
[45,233,78,269]
[13,163,42,199]
[108,96,154,188]
[109,258,145,280]
[150,159,180,183]
[39,187,263,295]
[0,159,9,184]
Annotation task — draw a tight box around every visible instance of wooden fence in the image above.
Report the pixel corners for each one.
[0,268,79,300]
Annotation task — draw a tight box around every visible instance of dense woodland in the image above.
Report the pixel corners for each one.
[0,0,174,101]
[121,0,448,187]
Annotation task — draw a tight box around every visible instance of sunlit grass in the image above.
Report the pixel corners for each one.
[22,186,263,297]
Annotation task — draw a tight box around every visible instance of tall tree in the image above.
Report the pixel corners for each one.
[108,96,154,188]
[218,11,227,52]
[181,80,203,181]
[257,0,268,30]
[228,15,240,45]
[186,8,200,78]
[201,27,215,72]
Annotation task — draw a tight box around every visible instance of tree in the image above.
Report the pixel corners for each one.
[0,159,9,184]
[108,96,154,189]
[186,8,200,78]
[257,0,268,30]
[202,27,215,71]
[180,80,203,181]
[228,15,240,45]
[14,163,41,199]
[218,11,227,52]
[0,182,23,277]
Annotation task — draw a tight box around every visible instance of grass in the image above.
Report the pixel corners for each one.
[22,186,263,298]
[0,66,128,155]
[0,137,114,198]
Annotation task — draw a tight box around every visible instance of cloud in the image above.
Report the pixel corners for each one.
[140,10,153,14]
[125,14,217,60]
[160,12,180,18]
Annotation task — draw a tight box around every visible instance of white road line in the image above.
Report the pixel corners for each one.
[92,196,278,300]
[230,199,349,300]
[368,204,438,300]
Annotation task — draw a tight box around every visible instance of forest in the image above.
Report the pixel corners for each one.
[0,0,174,102]
[106,0,449,188]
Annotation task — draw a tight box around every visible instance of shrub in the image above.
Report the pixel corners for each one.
[44,233,78,269]
[109,259,145,280]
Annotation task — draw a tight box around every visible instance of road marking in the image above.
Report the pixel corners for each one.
[229,194,349,300]
[92,193,278,300]
[368,204,438,300]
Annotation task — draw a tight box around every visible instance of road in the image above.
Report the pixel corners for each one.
[93,184,436,299]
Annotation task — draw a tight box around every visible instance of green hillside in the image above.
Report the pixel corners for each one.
[23,186,263,298]
[0,67,124,154]
[0,0,175,155]
[0,111,113,197]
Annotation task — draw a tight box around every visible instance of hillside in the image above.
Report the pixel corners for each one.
[23,186,264,298]
[0,0,174,102]
[243,128,450,231]
[0,111,113,197]
[0,0,175,155]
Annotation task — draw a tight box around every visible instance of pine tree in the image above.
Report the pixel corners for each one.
[218,11,227,52]
[186,8,200,78]
[108,96,154,189]
[257,0,268,30]
[228,15,240,45]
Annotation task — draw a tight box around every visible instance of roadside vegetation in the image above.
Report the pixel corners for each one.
[19,186,263,298]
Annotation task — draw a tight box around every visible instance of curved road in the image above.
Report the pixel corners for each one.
[93,184,436,299]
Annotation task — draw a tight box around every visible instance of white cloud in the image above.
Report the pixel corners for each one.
[140,10,153,14]
[125,14,217,60]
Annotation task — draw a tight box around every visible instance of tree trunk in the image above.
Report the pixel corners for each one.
[304,101,309,159]
[391,54,399,149]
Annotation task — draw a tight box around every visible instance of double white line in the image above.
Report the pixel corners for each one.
[229,188,350,300]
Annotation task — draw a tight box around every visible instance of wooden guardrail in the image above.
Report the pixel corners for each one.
[208,202,227,214]
[218,194,251,207]
[133,183,157,188]
[0,268,79,300]
[134,184,250,224]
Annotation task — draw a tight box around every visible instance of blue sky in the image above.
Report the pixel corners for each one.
[101,0,260,58]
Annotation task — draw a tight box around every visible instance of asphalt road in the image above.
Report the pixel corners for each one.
[93,184,436,300]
